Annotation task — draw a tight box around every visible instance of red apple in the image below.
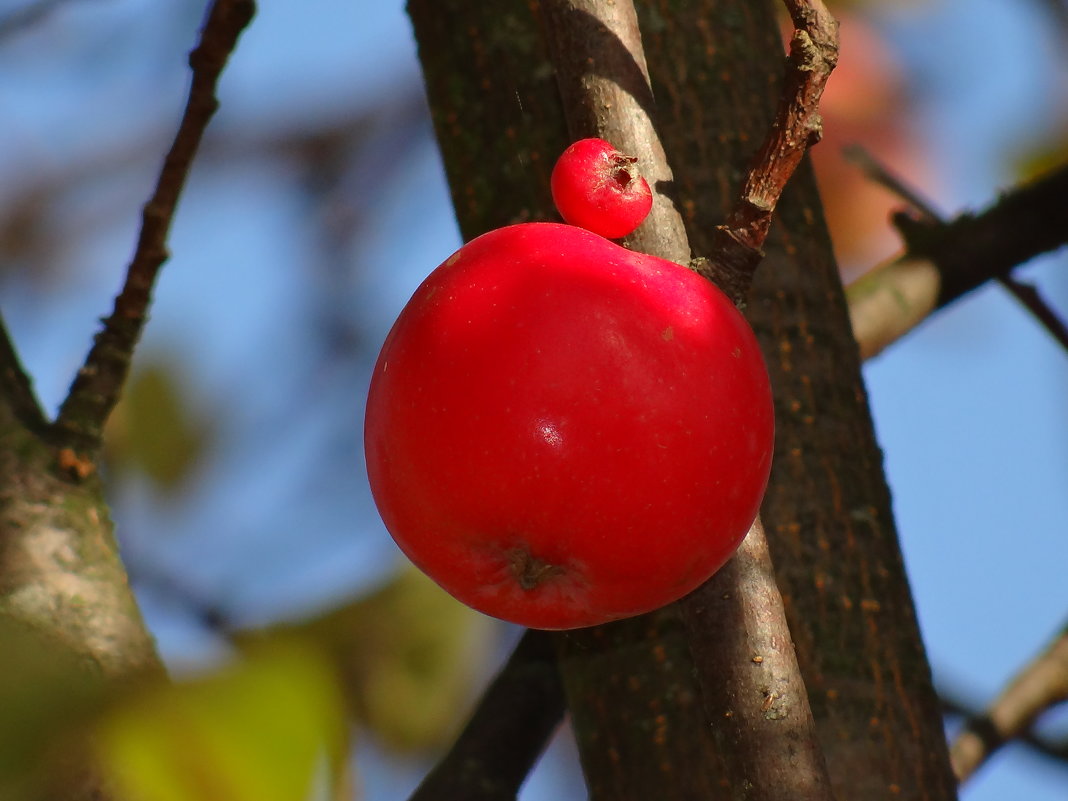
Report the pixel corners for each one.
[364,222,774,629]
[363,223,773,632]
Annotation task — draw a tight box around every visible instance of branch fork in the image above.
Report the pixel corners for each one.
[51,0,255,457]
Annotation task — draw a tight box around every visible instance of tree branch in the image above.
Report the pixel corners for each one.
[640,3,958,797]
[0,315,46,435]
[842,143,942,222]
[52,0,256,454]
[847,162,1068,360]
[707,0,839,304]
[944,620,1068,783]
[408,630,566,801]
[535,5,732,798]
[538,0,691,265]
[541,2,836,799]
[678,518,837,800]
[941,692,1068,767]
[996,273,1068,352]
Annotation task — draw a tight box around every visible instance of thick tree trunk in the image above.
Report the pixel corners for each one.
[638,4,957,798]
[409,6,726,798]
[0,328,162,801]
[408,1,958,799]
[0,419,160,681]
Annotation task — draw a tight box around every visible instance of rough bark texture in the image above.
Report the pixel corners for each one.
[408,1,958,799]
[407,0,567,240]
[681,518,836,801]
[409,4,727,798]
[540,0,692,263]
[639,3,958,798]
[540,3,834,799]
[553,607,727,799]
[0,426,160,680]
[0,340,162,800]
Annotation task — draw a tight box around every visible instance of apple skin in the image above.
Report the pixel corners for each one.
[364,223,774,630]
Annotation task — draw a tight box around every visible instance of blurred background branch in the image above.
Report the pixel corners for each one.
[408,629,565,801]
[941,691,1068,767]
[945,619,1068,782]
[847,160,1068,359]
[0,0,87,39]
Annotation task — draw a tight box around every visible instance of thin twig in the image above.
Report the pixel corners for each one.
[709,0,839,304]
[408,629,566,801]
[51,0,256,454]
[944,620,1068,783]
[0,315,47,433]
[842,143,942,222]
[996,274,1068,352]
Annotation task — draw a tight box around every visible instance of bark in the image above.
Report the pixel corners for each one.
[681,519,835,801]
[409,4,725,798]
[409,630,566,801]
[540,2,835,799]
[849,163,1068,359]
[408,1,959,799]
[0,328,163,801]
[638,3,958,797]
[0,425,161,680]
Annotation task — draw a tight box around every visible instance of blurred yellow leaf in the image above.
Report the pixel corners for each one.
[97,640,346,801]
[259,565,496,753]
[104,360,212,491]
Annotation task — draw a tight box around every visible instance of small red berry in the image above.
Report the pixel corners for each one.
[551,138,653,239]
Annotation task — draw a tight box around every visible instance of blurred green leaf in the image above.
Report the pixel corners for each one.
[0,618,111,800]
[97,640,346,801]
[104,360,212,491]
[259,565,496,753]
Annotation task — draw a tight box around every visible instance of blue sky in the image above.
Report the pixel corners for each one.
[0,0,1065,797]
